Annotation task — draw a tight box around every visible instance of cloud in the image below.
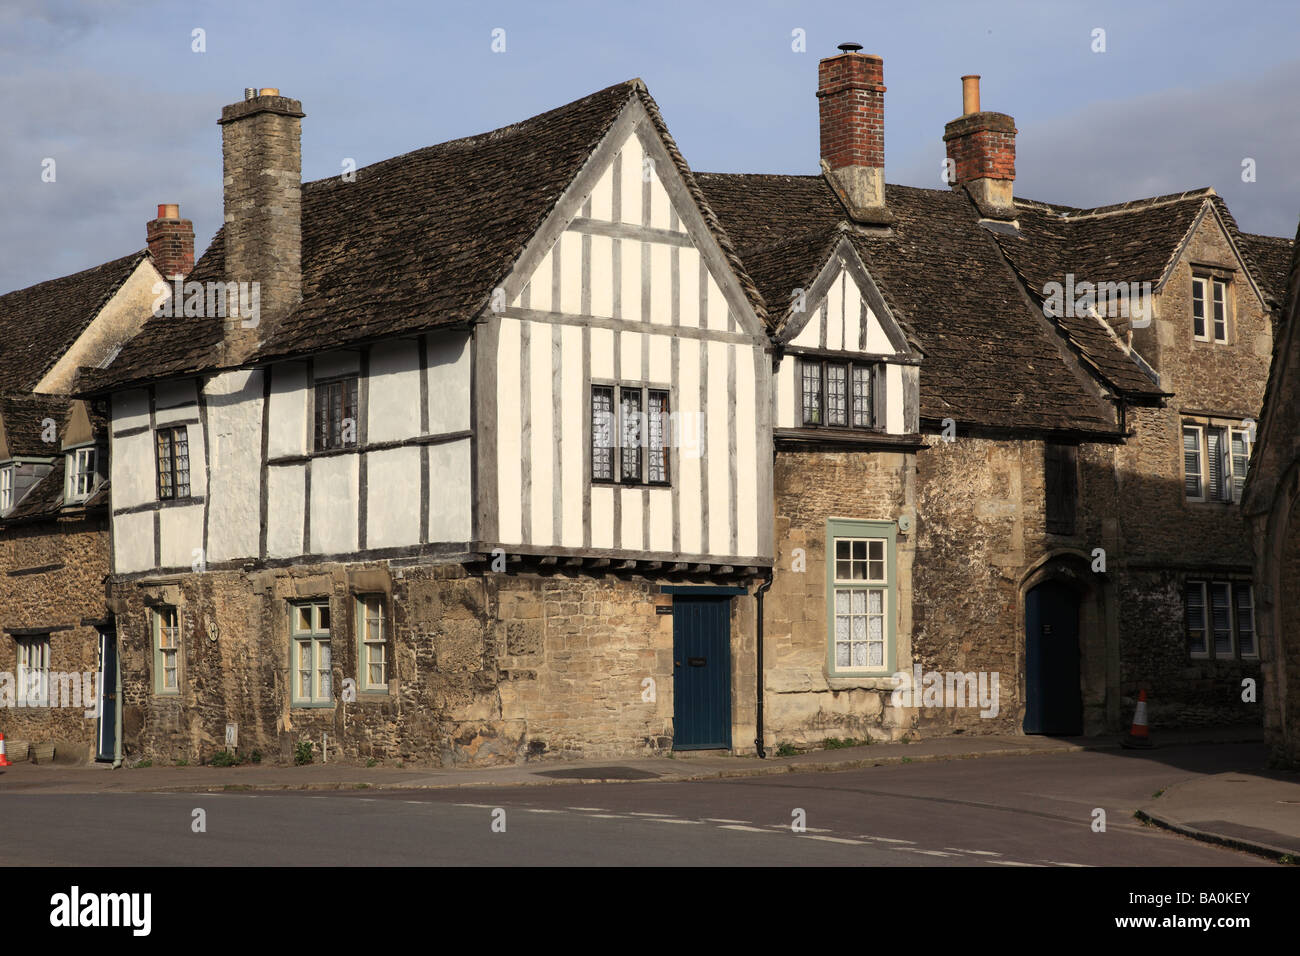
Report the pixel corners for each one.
[894,58,1300,237]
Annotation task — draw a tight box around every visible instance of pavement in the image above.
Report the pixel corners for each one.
[2,724,1294,861]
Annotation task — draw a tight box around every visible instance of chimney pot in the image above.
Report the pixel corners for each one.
[944,76,1016,219]
[259,87,280,97]
[244,88,257,101]
[147,203,194,279]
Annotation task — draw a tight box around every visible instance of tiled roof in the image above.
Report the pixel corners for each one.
[0,251,146,393]
[0,394,70,457]
[697,173,1126,434]
[83,80,767,393]
[1238,231,1295,309]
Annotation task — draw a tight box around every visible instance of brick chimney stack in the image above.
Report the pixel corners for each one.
[943,75,1017,219]
[218,87,304,362]
[146,204,194,279]
[818,42,892,225]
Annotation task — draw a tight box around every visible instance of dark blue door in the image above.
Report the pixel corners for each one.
[1024,581,1082,735]
[672,596,732,750]
[96,628,117,762]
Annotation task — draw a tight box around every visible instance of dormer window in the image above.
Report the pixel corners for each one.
[0,464,12,512]
[799,358,876,429]
[66,446,97,502]
[1192,276,1230,343]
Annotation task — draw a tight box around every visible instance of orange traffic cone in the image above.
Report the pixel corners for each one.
[0,733,12,767]
[1122,690,1153,749]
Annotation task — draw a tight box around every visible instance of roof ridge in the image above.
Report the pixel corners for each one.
[303,79,643,192]
[1052,188,1215,221]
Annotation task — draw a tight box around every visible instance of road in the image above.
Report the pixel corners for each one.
[0,743,1277,866]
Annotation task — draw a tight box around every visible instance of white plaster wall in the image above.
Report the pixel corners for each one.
[706,340,730,555]
[367,340,421,444]
[427,331,471,435]
[314,350,360,381]
[365,446,420,549]
[677,338,702,555]
[268,362,308,458]
[736,350,758,556]
[310,453,358,555]
[496,318,522,544]
[776,361,795,429]
[266,464,305,558]
[529,321,554,545]
[154,379,197,415]
[887,364,904,434]
[113,390,150,433]
[204,369,264,562]
[159,504,204,569]
[428,438,472,542]
[111,430,156,510]
[113,511,153,574]
[560,324,583,548]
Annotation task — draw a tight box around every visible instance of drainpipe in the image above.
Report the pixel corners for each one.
[754,570,774,758]
[112,638,123,768]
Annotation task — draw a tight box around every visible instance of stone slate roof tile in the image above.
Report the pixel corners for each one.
[84,80,768,393]
[0,394,71,457]
[696,172,1122,434]
[0,251,147,393]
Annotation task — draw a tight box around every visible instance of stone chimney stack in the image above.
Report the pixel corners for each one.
[146,204,194,279]
[943,75,1017,219]
[818,42,892,225]
[218,87,304,361]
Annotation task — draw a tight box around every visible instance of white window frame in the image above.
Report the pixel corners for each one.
[1183,419,1247,503]
[17,635,51,707]
[291,601,333,706]
[153,606,181,695]
[357,595,388,693]
[1211,278,1229,342]
[1191,277,1208,341]
[0,463,12,513]
[66,445,97,502]
[830,535,889,674]
[1186,580,1257,660]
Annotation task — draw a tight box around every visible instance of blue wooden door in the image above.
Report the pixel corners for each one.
[1024,581,1082,735]
[96,628,117,762]
[672,596,732,750]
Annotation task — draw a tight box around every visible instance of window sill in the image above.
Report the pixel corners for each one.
[290,701,336,709]
[825,675,901,691]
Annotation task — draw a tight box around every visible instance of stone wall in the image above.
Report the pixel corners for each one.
[764,448,915,747]
[0,514,110,762]
[110,560,758,766]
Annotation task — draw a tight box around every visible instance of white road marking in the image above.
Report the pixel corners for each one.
[720,825,775,833]
[990,860,1041,867]
[523,808,564,814]
[804,835,866,845]
[648,818,704,825]
[585,813,629,819]
[452,803,497,808]
[899,848,959,857]
[944,848,1001,856]
[703,818,750,824]
[568,807,606,812]
[859,836,915,844]
[1043,861,1092,867]
[627,811,672,817]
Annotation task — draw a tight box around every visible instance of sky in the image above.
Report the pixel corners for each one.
[2,0,1298,294]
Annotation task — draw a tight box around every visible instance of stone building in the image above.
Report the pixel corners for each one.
[1242,222,1300,767]
[46,48,1291,766]
[0,240,175,762]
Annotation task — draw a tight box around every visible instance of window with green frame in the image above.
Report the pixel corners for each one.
[825,518,896,676]
[152,606,181,695]
[291,600,333,706]
[356,595,389,693]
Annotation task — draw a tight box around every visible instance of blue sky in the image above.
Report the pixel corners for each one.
[2,0,1298,293]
